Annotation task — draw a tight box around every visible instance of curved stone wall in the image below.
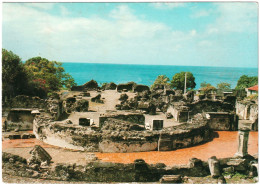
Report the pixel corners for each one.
[34,115,212,153]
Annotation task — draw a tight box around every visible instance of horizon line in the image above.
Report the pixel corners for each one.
[59,61,259,69]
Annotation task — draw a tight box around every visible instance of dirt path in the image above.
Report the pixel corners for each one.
[2,131,258,166]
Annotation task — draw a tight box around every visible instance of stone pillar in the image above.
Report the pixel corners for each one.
[208,156,221,178]
[235,127,250,157]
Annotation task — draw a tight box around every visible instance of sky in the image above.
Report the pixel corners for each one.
[2,2,259,68]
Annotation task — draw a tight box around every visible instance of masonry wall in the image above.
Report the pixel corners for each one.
[34,115,212,153]
[206,113,238,131]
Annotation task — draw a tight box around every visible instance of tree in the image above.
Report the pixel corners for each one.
[2,49,29,98]
[217,82,231,90]
[235,75,258,89]
[151,75,170,89]
[24,57,77,93]
[200,82,216,93]
[171,72,196,90]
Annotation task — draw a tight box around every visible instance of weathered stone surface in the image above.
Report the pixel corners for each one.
[226,158,247,171]
[133,85,150,93]
[159,175,182,183]
[28,145,52,166]
[71,80,99,91]
[222,166,234,173]
[117,82,136,92]
[102,82,117,90]
[119,93,128,101]
[73,99,89,112]
[235,128,250,157]
[91,94,103,103]
[208,156,221,178]
[205,112,238,131]
[217,176,226,184]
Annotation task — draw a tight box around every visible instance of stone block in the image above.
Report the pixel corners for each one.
[208,156,221,178]
[159,175,182,183]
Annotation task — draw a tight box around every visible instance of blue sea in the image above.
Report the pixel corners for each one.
[62,63,258,89]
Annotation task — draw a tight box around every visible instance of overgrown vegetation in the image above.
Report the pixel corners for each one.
[2,49,77,99]
[217,82,231,90]
[200,82,216,94]
[171,72,196,90]
[235,75,258,89]
[151,75,170,89]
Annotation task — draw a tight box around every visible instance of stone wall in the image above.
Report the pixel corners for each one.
[236,101,258,122]
[2,152,210,182]
[117,82,136,92]
[34,114,212,153]
[99,112,145,127]
[205,112,238,131]
[189,100,235,116]
[133,85,150,93]
[158,121,212,151]
[8,95,47,109]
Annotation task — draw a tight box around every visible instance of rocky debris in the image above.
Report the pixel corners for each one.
[117,82,136,92]
[166,112,173,119]
[133,85,150,93]
[159,175,182,183]
[100,112,145,127]
[86,153,98,161]
[8,95,46,109]
[223,166,234,174]
[102,118,145,131]
[226,158,248,171]
[28,145,52,167]
[91,94,104,103]
[152,84,165,91]
[46,98,60,119]
[8,134,21,139]
[63,97,76,113]
[60,119,73,124]
[137,101,156,115]
[217,176,227,184]
[82,80,99,90]
[71,80,99,91]
[73,99,89,112]
[102,82,117,90]
[208,156,221,178]
[81,91,90,97]
[119,93,128,101]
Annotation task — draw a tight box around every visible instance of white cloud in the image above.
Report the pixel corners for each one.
[191,9,211,18]
[3,3,196,64]
[24,3,54,10]
[150,3,185,10]
[207,2,258,34]
[2,3,258,68]
[60,5,70,16]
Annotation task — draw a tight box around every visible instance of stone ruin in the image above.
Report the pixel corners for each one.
[2,79,258,183]
[28,145,52,167]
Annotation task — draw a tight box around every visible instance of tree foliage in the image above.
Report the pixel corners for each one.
[24,57,77,93]
[217,82,231,90]
[151,75,170,89]
[2,49,77,99]
[2,49,29,98]
[171,72,196,90]
[200,82,216,93]
[235,75,258,89]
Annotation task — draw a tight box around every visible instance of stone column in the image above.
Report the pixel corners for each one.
[235,127,250,157]
[208,156,221,178]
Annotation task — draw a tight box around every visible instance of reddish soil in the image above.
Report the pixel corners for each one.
[2,138,55,150]
[95,131,258,166]
[2,131,258,166]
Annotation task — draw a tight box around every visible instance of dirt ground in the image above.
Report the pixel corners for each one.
[2,131,258,166]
